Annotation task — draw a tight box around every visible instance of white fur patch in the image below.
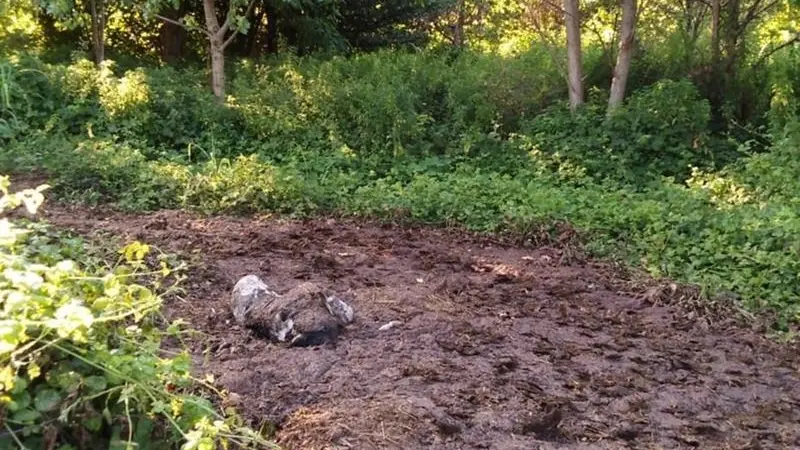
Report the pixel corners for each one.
[325,295,355,324]
[274,317,294,342]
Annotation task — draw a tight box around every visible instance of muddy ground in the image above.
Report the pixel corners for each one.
[27,201,800,450]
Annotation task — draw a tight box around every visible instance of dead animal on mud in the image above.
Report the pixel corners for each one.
[231,275,355,347]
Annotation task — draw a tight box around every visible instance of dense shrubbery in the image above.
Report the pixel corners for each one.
[518,80,721,184]
[5,129,800,328]
[0,177,273,449]
[2,46,800,330]
[2,3,798,450]
[0,50,727,179]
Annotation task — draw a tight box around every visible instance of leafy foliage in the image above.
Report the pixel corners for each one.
[2,47,800,331]
[0,58,52,140]
[518,80,716,184]
[7,124,800,329]
[0,176,275,449]
[2,1,799,448]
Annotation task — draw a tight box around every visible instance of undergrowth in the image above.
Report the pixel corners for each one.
[1,51,799,331]
[4,130,800,330]
[0,176,276,449]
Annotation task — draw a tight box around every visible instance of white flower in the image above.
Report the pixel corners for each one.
[55,261,77,274]
[4,269,44,290]
[49,301,95,341]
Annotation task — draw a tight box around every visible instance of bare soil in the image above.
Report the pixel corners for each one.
[31,203,800,450]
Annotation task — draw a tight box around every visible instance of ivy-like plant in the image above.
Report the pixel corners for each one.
[0,175,275,449]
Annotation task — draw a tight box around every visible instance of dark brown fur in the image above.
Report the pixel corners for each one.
[246,282,341,347]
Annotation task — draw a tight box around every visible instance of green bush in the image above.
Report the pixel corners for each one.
[176,154,306,215]
[519,79,713,184]
[229,49,566,165]
[2,57,250,159]
[4,49,800,331]
[0,57,54,140]
[34,137,320,214]
[0,176,274,449]
[24,136,800,328]
[3,51,736,180]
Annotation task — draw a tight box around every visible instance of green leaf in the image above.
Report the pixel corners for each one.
[134,417,155,449]
[10,376,28,394]
[84,415,103,432]
[8,391,31,411]
[34,388,61,412]
[11,408,42,423]
[55,370,83,393]
[85,375,108,393]
[108,425,126,450]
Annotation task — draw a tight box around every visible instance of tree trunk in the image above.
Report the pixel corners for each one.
[453,0,465,48]
[159,6,186,64]
[608,0,637,113]
[266,6,278,54]
[203,0,226,100]
[89,0,105,65]
[723,0,740,70]
[245,6,265,57]
[681,0,706,66]
[264,0,278,55]
[210,42,225,99]
[711,0,720,67]
[708,0,723,125]
[563,0,583,111]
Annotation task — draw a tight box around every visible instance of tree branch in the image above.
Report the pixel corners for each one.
[153,13,213,38]
[570,10,615,68]
[219,0,258,48]
[753,34,800,68]
[697,0,731,9]
[217,0,256,42]
[540,0,570,19]
[218,18,232,38]
[529,7,569,82]
[220,26,240,49]
[739,0,778,34]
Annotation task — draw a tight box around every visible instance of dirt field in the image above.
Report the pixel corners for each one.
[30,201,800,450]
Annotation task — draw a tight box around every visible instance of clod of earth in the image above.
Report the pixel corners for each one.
[231,276,355,347]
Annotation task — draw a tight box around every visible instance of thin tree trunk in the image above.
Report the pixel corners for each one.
[453,0,466,48]
[264,0,278,55]
[245,6,265,56]
[608,0,637,113]
[722,0,742,74]
[210,44,225,99]
[682,0,706,66]
[89,0,105,65]
[708,0,723,125]
[159,5,186,64]
[563,0,583,111]
[197,0,255,99]
[203,0,225,100]
[266,6,278,54]
[711,0,721,67]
